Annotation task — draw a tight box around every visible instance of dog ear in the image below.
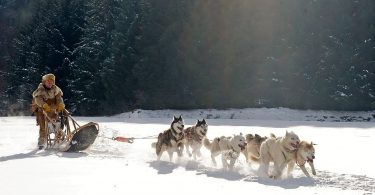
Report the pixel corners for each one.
[246,134,253,141]
[197,119,200,124]
[202,119,206,124]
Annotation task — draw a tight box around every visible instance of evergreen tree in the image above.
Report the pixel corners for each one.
[6,0,85,114]
[71,0,139,115]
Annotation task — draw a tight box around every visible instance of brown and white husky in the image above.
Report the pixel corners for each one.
[287,141,317,177]
[242,133,267,162]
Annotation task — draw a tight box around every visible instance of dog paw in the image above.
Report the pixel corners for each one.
[269,175,277,179]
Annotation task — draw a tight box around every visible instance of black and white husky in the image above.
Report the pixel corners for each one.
[183,119,208,160]
[154,116,185,161]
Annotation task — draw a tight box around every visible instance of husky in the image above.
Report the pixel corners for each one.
[242,133,267,162]
[43,109,65,148]
[287,141,317,177]
[154,116,185,161]
[252,131,300,179]
[183,119,208,160]
[203,133,247,170]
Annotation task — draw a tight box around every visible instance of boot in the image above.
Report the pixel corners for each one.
[37,113,47,150]
[38,136,47,150]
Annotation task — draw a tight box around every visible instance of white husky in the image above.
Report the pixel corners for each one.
[255,131,300,179]
[203,134,247,170]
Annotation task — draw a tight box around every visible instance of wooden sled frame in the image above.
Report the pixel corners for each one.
[43,109,99,151]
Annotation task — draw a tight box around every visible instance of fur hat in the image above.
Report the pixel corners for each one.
[42,73,55,84]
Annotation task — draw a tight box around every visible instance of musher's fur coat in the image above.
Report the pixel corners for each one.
[32,82,64,148]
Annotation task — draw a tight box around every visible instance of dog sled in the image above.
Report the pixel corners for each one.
[43,109,99,152]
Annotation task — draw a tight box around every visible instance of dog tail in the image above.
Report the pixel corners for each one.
[155,133,164,155]
[203,138,212,149]
[152,132,163,148]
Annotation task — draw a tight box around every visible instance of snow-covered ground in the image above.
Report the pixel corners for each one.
[1,108,374,195]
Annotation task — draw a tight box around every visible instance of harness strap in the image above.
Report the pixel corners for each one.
[295,151,305,167]
[296,159,306,167]
[282,151,287,162]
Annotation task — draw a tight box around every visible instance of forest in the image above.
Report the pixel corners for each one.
[0,0,374,116]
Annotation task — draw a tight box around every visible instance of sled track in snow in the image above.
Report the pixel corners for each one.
[315,170,375,193]
[244,170,375,193]
[147,156,375,193]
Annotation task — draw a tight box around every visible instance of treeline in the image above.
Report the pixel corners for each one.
[0,0,374,116]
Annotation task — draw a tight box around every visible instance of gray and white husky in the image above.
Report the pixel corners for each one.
[183,119,208,160]
[154,116,185,161]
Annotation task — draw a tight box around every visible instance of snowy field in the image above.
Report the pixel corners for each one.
[1,108,375,195]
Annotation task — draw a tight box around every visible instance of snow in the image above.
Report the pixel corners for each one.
[1,108,375,195]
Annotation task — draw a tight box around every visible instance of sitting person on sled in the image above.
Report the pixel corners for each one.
[32,73,65,149]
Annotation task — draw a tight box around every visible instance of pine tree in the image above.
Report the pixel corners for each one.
[7,0,85,114]
[70,0,146,115]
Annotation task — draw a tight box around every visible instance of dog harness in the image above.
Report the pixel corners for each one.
[295,152,314,167]
[217,138,241,160]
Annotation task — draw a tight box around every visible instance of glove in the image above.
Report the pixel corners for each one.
[42,103,51,112]
[57,103,65,112]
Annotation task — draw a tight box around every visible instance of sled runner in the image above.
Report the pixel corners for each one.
[44,109,99,152]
